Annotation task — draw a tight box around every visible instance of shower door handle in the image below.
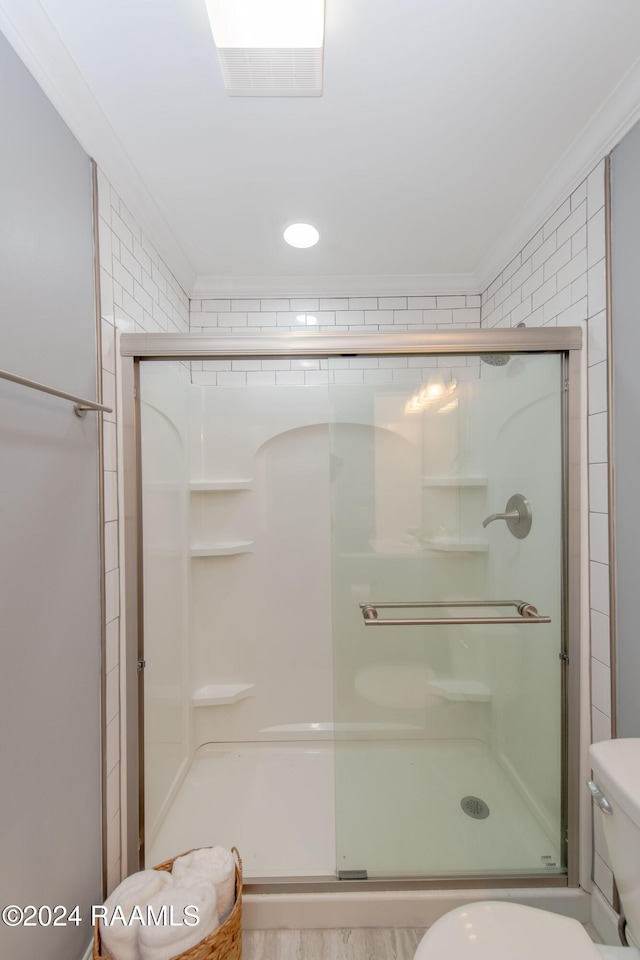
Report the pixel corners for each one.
[360,599,551,626]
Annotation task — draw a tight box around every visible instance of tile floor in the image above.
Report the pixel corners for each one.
[243,928,426,959]
[243,924,601,959]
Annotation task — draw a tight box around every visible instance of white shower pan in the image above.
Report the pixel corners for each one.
[146,738,559,881]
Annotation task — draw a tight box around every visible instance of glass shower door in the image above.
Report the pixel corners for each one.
[328,351,565,879]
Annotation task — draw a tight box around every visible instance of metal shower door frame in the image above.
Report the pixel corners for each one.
[120,325,582,890]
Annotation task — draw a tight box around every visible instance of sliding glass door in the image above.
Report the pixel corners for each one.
[329,351,565,878]
[129,329,579,885]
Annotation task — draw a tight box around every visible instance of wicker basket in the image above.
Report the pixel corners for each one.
[93,847,242,960]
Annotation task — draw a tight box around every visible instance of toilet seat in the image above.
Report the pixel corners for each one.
[414,901,602,960]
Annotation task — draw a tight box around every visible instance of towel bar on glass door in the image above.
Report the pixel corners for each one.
[0,366,112,417]
[359,600,551,626]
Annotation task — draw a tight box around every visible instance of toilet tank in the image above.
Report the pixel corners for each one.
[589,739,640,947]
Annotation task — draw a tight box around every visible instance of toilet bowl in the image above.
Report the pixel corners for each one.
[414,739,640,959]
[413,900,635,959]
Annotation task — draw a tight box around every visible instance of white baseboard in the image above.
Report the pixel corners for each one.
[243,886,590,929]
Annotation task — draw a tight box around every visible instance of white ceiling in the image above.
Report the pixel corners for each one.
[6,0,640,293]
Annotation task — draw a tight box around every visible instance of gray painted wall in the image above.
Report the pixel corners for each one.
[611,121,640,738]
[0,29,102,960]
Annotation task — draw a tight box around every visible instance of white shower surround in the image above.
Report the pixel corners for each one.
[99,161,607,931]
[136,338,570,909]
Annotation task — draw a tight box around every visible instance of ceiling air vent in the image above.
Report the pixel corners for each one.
[217,47,323,97]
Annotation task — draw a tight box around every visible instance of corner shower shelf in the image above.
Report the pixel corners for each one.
[190,541,254,557]
[422,537,489,553]
[426,680,492,703]
[189,479,253,492]
[193,683,255,707]
[341,551,424,560]
[422,476,488,487]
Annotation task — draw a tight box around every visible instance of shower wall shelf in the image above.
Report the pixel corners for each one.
[192,683,255,707]
[189,480,253,492]
[342,551,424,560]
[422,476,488,487]
[423,538,489,553]
[426,679,492,702]
[190,541,254,557]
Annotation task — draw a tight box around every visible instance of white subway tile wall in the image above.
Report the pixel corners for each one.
[481,159,613,903]
[188,296,481,384]
[97,169,189,893]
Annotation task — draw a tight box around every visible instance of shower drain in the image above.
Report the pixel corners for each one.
[461,795,490,819]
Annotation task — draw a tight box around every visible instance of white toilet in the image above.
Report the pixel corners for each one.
[414,739,640,959]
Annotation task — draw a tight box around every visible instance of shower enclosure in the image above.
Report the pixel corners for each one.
[121,327,581,889]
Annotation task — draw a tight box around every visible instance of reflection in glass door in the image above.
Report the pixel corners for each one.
[328,352,564,879]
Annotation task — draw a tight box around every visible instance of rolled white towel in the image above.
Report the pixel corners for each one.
[172,846,236,922]
[100,869,173,960]
[138,881,218,960]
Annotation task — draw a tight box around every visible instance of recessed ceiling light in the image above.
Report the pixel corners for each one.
[284,223,320,248]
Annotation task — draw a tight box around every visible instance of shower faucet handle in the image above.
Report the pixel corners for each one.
[482,493,532,539]
[482,509,519,527]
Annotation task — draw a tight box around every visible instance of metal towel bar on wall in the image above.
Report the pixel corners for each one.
[360,600,551,626]
[0,367,112,417]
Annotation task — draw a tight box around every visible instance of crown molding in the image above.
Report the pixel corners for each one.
[192,272,479,299]
[0,0,197,295]
[6,0,639,304]
[476,53,640,292]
